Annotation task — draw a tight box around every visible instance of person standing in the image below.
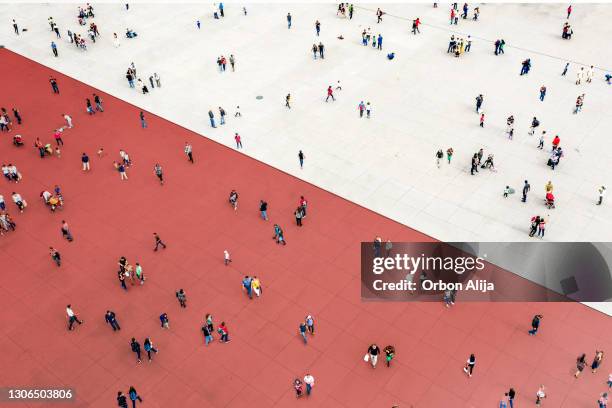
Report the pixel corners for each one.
[51,41,58,57]
[285,93,291,109]
[105,310,121,331]
[117,391,128,408]
[298,150,305,168]
[446,147,453,164]
[160,312,169,329]
[202,323,213,345]
[315,20,320,36]
[61,220,73,241]
[562,62,570,76]
[295,207,304,226]
[259,200,268,220]
[592,350,604,373]
[93,94,104,112]
[479,113,485,127]
[176,289,187,307]
[529,314,543,335]
[218,321,230,342]
[539,85,547,101]
[153,232,166,251]
[538,217,546,238]
[139,111,146,128]
[66,304,83,330]
[219,107,226,125]
[50,247,61,266]
[287,12,292,29]
[475,94,484,113]
[436,149,443,168]
[575,354,587,378]
[597,186,606,205]
[507,388,516,408]
[598,393,608,408]
[224,249,232,265]
[567,4,572,19]
[208,110,216,127]
[535,385,546,406]
[463,354,476,377]
[522,180,531,202]
[303,374,315,396]
[13,19,19,35]
[234,133,242,149]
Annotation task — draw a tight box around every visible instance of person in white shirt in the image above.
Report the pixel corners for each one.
[41,190,52,203]
[0,194,5,211]
[66,304,83,330]
[303,374,315,396]
[62,113,73,128]
[11,192,26,212]
[224,250,231,265]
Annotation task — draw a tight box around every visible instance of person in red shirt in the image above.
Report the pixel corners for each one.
[450,8,455,24]
[299,196,308,218]
[567,5,572,19]
[234,133,242,149]
[218,322,230,342]
[552,135,560,150]
[54,129,64,146]
[325,86,335,102]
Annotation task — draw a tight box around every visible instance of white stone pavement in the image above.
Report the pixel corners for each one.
[2,3,612,312]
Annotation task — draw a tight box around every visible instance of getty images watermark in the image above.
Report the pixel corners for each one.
[359,242,602,302]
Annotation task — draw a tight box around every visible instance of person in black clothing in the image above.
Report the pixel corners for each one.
[153,232,166,251]
[50,77,60,94]
[259,200,268,220]
[130,338,142,363]
[475,94,483,113]
[105,310,121,331]
[176,289,187,307]
[12,108,22,125]
[471,154,478,175]
[508,388,516,408]
[528,314,543,335]
[522,180,531,202]
[295,207,304,226]
[463,354,476,377]
[86,98,95,115]
[298,150,305,168]
[117,391,128,408]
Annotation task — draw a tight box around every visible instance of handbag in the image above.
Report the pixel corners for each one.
[363,354,370,362]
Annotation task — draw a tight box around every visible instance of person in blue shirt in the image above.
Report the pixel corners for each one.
[219,2,224,17]
[128,386,142,407]
[51,41,58,57]
[377,34,383,50]
[242,276,253,299]
[287,13,292,29]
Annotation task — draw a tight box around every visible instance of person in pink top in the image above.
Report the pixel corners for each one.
[54,128,64,146]
[234,133,242,149]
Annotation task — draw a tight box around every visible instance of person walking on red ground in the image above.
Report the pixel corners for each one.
[118,268,128,290]
[575,353,587,378]
[229,190,238,212]
[184,142,194,163]
[234,132,242,149]
[463,353,476,377]
[93,93,104,112]
[242,275,253,299]
[140,111,147,128]
[535,385,546,406]
[295,206,304,226]
[294,378,303,398]
[160,312,169,329]
[507,387,516,408]
[50,77,60,94]
[154,163,164,185]
[224,249,232,265]
[528,314,543,335]
[384,345,395,367]
[218,321,230,342]
[130,338,142,363]
[592,350,604,373]
[299,195,308,218]
[272,224,287,245]
[117,391,128,408]
[303,374,315,396]
[299,321,308,344]
[153,232,166,251]
[259,200,268,220]
[66,304,83,330]
[105,310,120,331]
[128,386,142,408]
[176,289,187,307]
[61,220,73,241]
[143,337,158,362]
[366,344,380,368]
[62,113,73,128]
[50,246,61,266]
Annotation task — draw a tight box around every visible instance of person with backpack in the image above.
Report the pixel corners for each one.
[128,386,142,408]
[143,337,158,362]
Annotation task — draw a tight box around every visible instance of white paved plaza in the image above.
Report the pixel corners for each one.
[2,2,612,245]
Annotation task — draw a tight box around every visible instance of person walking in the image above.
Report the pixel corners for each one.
[218,321,230,343]
[315,20,320,36]
[234,133,242,149]
[143,337,158,362]
[598,393,608,408]
[366,344,380,368]
[295,206,304,226]
[528,314,543,335]
[61,220,74,241]
[562,62,570,76]
[130,338,142,363]
[535,385,546,406]
[219,107,226,125]
[105,310,121,331]
[285,93,291,109]
[463,354,476,377]
[446,147,453,164]
[325,86,335,102]
[153,232,166,251]
[303,374,315,396]
[184,143,194,163]
[592,350,604,373]
[128,386,142,408]
[242,276,253,299]
[51,41,58,57]
[298,150,305,168]
[117,391,128,408]
[66,304,83,330]
[598,186,606,205]
[507,388,516,408]
[522,180,531,202]
[224,249,232,265]
[287,12,292,29]
[176,289,187,307]
[139,111,146,128]
[479,113,485,127]
[154,163,164,185]
[50,77,60,94]
[299,321,308,344]
[160,312,169,329]
[202,322,213,345]
[539,85,547,101]
[13,19,19,35]
[208,110,216,127]
[575,353,587,378]
[384,345,396,367]
[50,247,61,266]
[436,149,443,168]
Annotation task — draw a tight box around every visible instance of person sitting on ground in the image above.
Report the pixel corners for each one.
[13,134,23,146]
[481,154,495,170]
[126,28,138,38]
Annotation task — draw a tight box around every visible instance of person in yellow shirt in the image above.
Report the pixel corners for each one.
[251,276,262,297]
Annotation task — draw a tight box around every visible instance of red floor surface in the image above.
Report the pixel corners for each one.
[1,49,612,408]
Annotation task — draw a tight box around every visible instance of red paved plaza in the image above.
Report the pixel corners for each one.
[1,49,611,407]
